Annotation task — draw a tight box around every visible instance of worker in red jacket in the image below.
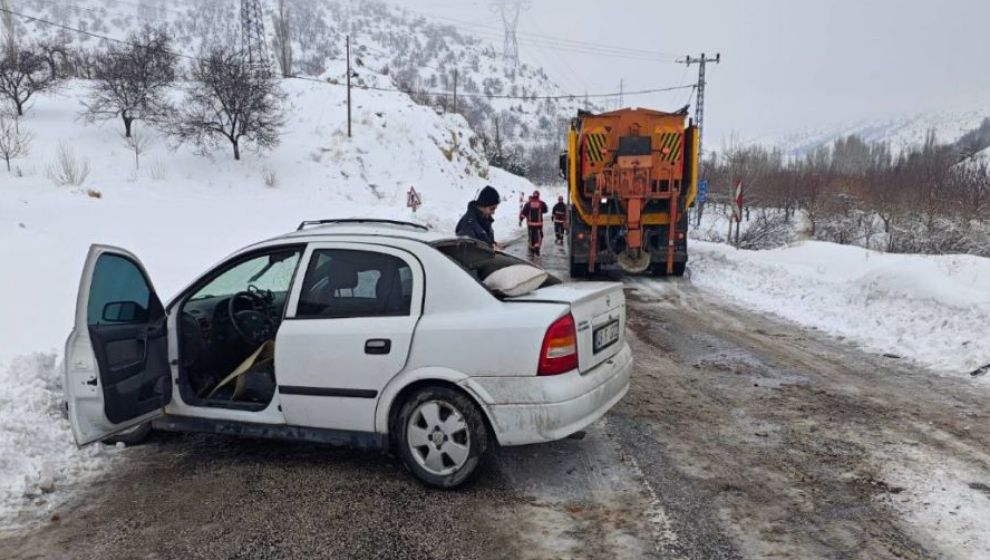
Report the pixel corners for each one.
[551,195,567,244]
[519,190,548,256]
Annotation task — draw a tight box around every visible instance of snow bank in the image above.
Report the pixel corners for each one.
[0,354,123,530]
[689,240,990,375]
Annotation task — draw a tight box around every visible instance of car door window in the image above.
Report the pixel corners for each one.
[296,249,412,318]
[87,254,153,325]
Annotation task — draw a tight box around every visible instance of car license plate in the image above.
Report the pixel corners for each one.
[593,319,620,353]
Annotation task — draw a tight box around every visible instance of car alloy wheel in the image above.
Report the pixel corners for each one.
[396,386,488,488]
[406,400,471,476]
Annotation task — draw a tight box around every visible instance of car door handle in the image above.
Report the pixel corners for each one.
[365,339,391,355]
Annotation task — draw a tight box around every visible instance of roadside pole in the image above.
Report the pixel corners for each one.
[407,186,422,213]
[695,179,708,229]
[730,178,744,247]
[346,34,352,138]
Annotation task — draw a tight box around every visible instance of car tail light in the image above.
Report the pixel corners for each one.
[538,314,578,376]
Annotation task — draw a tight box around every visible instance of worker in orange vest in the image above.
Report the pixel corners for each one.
[519,190,548,256]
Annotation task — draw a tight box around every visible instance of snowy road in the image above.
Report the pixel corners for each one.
[3,239,989,559]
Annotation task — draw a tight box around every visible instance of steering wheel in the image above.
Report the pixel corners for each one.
[227,291,275,346]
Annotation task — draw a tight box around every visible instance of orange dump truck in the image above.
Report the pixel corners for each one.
[561,108,699,277]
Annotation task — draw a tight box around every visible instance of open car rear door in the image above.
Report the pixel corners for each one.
[64,244,171,446]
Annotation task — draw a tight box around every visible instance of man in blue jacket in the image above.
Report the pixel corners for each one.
[456,185,500,246]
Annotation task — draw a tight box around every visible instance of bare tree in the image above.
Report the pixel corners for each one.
[38,35,71,80]
[171,47,284,160]
[120,129,154,170]
[82,26,176,138]
[68,48,99,79]
[796,146,833,237]
[0,45,59,116]
[947,160,990,225]
[271,0,293,78]
[0,109,30,172]
[46,141,90,186]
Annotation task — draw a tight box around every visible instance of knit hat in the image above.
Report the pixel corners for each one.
[476,185,500,207]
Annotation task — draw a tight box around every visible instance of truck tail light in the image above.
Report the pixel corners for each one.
[538,314,578,376]
[676,232,685,240]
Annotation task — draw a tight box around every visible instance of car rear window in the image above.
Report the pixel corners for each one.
[432,239,560,295]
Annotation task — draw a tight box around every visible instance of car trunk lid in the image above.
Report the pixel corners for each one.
[506,282,625,373]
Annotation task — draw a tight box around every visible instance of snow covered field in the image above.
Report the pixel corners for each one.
[0,77,532,526]
[689,240,990,376]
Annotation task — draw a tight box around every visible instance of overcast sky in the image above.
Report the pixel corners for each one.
[381,0,990,144]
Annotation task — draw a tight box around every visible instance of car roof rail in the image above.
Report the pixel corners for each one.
[296,218,430,232]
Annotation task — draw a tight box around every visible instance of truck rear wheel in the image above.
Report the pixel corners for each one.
[672,262,686,277]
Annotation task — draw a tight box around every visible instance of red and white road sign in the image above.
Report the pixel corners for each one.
[731,178,744,223]
[407,186,422,212]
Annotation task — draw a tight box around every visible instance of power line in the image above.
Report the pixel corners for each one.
[525,18,592,102]
[0,4,694,103]
[461,26,680,62]
[402,7,681,61]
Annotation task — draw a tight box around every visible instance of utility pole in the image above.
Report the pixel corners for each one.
[618,79,623,110]
[1,0,16,63]
[680,52,719,159]
[346,34,352,138]
[452,69,458,113]
[680,52,720,226]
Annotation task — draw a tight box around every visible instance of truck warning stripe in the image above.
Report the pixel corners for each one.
[585,133,607,162]
[657,132,682,162]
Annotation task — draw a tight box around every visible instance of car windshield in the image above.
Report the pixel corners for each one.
[432,239,561,294]
[190,251,300,301]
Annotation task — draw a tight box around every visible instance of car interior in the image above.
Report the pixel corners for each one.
[295,249,413,319]
[178,247,303,410]
[433,239,561,293]
[176,246,415,410]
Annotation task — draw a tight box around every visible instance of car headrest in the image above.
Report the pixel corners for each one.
[327,260,360,291]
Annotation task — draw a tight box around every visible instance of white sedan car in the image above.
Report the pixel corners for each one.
[64,219,632,487]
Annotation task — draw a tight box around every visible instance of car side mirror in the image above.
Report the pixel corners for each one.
[102,300,148,323]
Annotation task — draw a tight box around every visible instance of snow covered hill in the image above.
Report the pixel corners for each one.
[1,74,532,366]
[10,0,594,179]
[748,104,990,158]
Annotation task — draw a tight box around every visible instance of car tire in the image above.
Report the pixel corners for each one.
[395,386,489,489]
[101,422,153,446]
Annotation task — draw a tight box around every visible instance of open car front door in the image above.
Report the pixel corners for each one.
[64,244,171,446]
